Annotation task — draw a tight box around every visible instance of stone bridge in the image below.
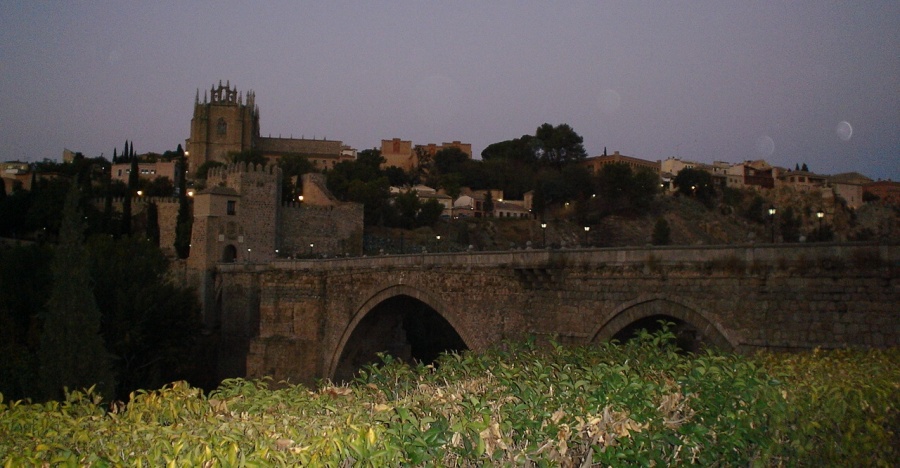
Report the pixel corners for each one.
[208,243,899,385]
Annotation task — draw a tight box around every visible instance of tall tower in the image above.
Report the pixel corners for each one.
[186,81,260,174]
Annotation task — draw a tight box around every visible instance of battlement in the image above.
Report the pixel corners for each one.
[92,196,180,206]
[206,162,282,180]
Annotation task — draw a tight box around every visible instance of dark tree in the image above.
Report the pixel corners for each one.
[227,149,268,167]
[195,160,225,180]
[87,235,201,398]
[174,146,192,259]
[121,150,139,236]
[416,199,445,226]
[384,166,411,187]
[801,163,809,172]
[481,135,539,166]
[0,177,5,202]
[278,153,314,202]
[38,184,115,401]
[533,123,588,167]
[673,168,715,204]
[0,244,52,400]
[146,202,160,246]
[482,192,494,217]
[652,218,672,245]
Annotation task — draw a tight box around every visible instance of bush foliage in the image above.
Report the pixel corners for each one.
[1,329,897,466]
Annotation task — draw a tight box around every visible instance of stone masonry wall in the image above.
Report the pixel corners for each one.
[213,244,899,385]
[279,203,364,257]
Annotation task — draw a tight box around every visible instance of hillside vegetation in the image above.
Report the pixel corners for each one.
[366,192,899,254]
[2,329,897,466]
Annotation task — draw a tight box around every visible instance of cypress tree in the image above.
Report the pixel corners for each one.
[121,144,138,236]
[38,183,115,401]
[174,145,192,258]
[146,202,160,246]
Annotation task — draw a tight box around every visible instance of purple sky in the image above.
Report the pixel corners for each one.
[1,1,897,180]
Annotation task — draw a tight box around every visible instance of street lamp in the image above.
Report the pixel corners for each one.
[768,207,777,243]
[816,209,825,241]
[435,235,441,253]
[541,222,547,248]
[584,226,590,247]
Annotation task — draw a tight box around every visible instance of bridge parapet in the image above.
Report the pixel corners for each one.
[217,242,898,273]
[211,243,898,386]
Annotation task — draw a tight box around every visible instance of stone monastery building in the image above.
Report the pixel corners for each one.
[185,81,355,174]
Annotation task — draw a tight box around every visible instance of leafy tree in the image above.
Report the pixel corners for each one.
[24,177,70,239]
[139,176,175,197]
[227,149,268,167]
[195,160,225,180]
[384,166,411,187]
[673,168,715,204]
[38,184,115,401]
[801,163,809,172]
[652,218,671,245]
[392,190,420,229]
[432,147,470,179]
[481,135,539,166]
[416,199,445,226]
[278,153,314,202]
[533,123,587,167]
[0,244,52,400]
[86,235,201,398]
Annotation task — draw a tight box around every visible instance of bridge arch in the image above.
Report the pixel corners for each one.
[327,284,473,382]
[591,295,738,352]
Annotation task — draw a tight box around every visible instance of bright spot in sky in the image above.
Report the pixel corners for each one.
[755,135,775,156]
[835,121,853,142]
[597,89,621,114]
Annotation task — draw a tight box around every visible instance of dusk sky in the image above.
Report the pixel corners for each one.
[1,1,897,180]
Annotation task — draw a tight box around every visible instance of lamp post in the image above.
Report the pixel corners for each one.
[541,222,547,249]
[309,242,314,257]
[768,207,777,243]
[584,226,590,247]
[399,232,404,254]
[435,235,441,253]
[816,209,824,241]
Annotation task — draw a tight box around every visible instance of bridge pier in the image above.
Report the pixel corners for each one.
[207,244,898,386]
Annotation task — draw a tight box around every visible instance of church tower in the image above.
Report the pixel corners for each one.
[186,80,260,174]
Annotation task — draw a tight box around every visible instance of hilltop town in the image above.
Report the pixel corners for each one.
[1,81,898,403]
[3,81,897,259]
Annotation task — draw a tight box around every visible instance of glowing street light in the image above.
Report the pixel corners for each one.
[768,207,777,243]
[584,226,590,247]
[816,209,825,241]
[541,222,547,248]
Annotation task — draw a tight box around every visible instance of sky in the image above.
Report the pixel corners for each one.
[1,1,897,180]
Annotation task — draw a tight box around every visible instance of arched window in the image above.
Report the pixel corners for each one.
[217,117,227,135]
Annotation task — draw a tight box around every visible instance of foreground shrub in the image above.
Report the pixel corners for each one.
[1,330,897,466]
